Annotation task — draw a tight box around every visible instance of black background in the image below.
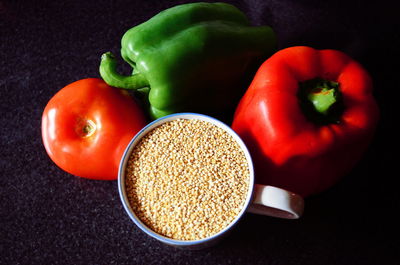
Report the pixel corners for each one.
[1,0,399,264]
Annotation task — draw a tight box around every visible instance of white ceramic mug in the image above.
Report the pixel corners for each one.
[118,113,304,248]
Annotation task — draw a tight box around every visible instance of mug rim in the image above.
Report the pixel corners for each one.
[118,112,255,247]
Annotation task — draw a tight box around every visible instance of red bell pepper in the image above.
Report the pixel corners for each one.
[232,46,379,197]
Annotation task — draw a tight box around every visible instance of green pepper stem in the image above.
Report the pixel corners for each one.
[307,79,339,115]
[99,52,149,90]
[299,78,342,124]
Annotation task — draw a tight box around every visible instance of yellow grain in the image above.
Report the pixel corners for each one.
[125,119,250,240]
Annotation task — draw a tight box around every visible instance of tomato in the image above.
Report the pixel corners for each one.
[41,78,147,180]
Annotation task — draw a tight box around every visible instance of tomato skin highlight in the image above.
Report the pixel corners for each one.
[41,78,148,180]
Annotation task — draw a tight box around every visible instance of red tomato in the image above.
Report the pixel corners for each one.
[41,78,147,180]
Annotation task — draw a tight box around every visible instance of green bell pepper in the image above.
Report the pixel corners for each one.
[100,2,276,120]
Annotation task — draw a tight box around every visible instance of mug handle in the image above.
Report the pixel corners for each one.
[247,184,304,219]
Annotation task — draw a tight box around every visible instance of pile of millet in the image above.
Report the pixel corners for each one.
[125,119,250,240]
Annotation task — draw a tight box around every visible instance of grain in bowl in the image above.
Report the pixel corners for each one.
[124,118,250,241]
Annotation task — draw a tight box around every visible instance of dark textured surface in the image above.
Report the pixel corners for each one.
[1,0,399,264]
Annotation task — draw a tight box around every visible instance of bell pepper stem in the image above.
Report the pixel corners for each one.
[307,79,339,115]
[299,78,342,124]
[99,52,149,90]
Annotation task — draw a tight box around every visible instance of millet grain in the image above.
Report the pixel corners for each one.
[125,119,250,240]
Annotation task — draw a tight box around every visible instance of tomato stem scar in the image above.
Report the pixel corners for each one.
[76,118,96,137]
